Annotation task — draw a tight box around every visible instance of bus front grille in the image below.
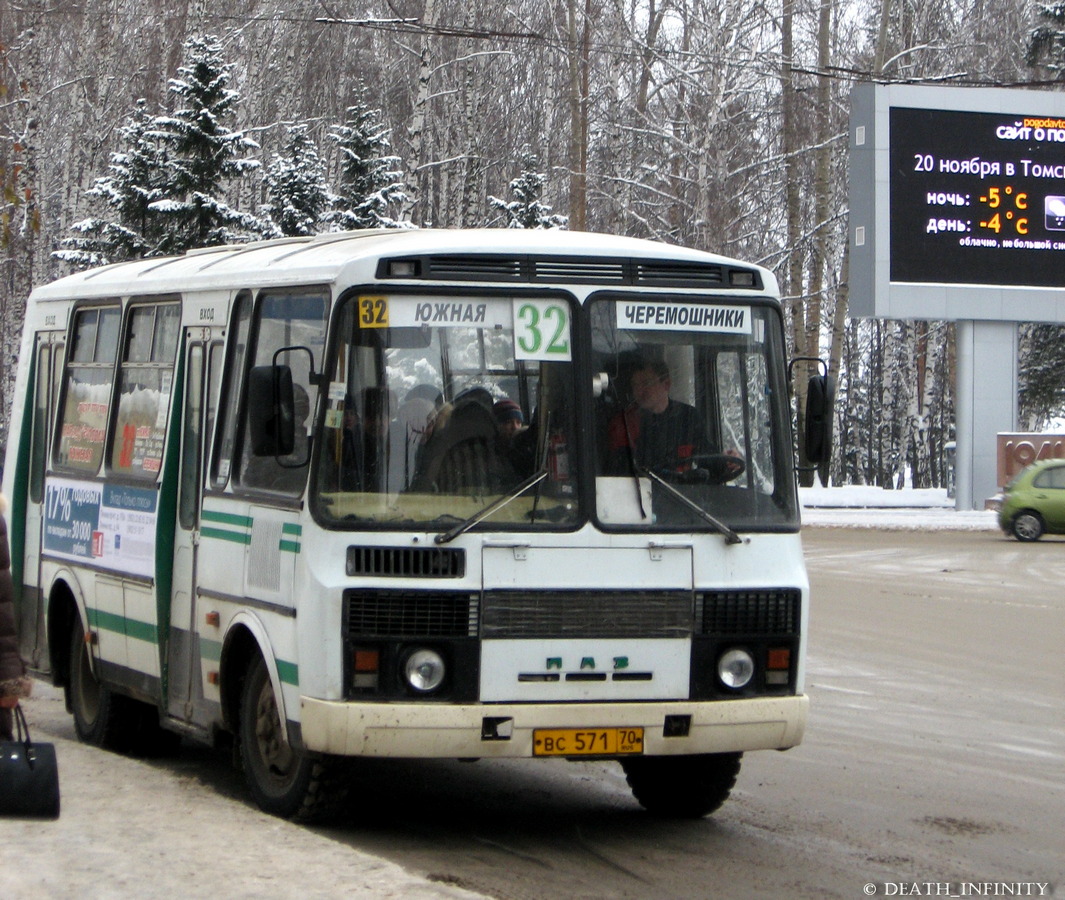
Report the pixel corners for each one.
[698,589,800,636]
[344,591,479,638]
[481,591,693,638]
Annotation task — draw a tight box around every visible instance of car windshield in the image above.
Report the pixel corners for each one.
[589,294,798,531]
[313,292,579,531]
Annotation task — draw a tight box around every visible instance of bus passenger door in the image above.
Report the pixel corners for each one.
[168,336,219,723]
[19,332,64,668]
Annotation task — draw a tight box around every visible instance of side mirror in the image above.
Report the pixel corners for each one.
[804,371,835,465]
[248,365,295,457]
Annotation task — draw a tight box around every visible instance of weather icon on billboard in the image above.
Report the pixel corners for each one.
[1045,196,1065,231]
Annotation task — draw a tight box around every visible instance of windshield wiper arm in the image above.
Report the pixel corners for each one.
[641,467,745,545]
[435,468,550,545]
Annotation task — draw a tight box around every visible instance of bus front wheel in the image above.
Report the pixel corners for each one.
[621,752,742,818]
[239,655,347,821]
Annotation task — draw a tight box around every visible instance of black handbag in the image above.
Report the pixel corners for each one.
[0,703,61,818]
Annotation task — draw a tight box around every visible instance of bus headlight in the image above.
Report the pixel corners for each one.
[717,648,755,689]
[404,648,446,693]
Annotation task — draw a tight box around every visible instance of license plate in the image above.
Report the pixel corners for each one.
[533,727,644,757]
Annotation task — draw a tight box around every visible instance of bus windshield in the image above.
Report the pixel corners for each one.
[313,292,579,530]
[590,294,798,531]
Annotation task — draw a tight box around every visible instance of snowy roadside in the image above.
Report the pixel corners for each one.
[799,485,999,531]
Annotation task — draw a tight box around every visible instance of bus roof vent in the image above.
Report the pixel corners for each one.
[377,253,762,289]
[426,255,524,281]
[346,545,466,579]
[532,258,627,282]
[635,260,727,288]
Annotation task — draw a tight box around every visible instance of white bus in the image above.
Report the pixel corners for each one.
[2,229,831,820]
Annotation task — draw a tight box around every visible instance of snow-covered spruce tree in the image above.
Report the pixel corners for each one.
[263,125,330,237]
[1019,323,1065,429]
[1028,3,1065,76]
[328,98,406,230]
[150,35,261,253]
[54,100,168,268]
[488,152,568,229]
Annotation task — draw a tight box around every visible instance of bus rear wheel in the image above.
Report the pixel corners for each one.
[621,752,742,818]
[239,655,347,821]
[69,615,135,751]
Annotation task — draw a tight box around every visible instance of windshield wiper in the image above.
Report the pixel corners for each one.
[641,467,745,545]
[434,468,550,544]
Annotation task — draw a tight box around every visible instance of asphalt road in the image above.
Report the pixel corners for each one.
[2,527,1062,899]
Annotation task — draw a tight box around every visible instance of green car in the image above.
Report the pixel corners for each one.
[998,458,1065,541]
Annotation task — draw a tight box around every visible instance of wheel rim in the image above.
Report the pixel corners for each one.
[253,677,295,782]
[1014,514,1041,540]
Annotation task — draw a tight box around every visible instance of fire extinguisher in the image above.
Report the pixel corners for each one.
[548,431,570,482]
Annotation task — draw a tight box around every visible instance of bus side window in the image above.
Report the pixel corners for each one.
[110,301,181,478]
[56,305,120,473]
[237,287,327,495]
[29,343,54,503]
[211,292,252,488]
[179,344,206,530]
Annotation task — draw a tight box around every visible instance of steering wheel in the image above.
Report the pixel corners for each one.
[679,452,746,484]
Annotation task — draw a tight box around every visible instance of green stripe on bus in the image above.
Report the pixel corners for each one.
[85,608,159,644]
[196,640,295,685]
[279,522,302,553]
[199,638,222,662]
[276,659,299,686]
[200,526,252,545]
[201,510,253,528]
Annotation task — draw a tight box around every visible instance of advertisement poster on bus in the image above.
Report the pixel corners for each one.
[44,478,158,579]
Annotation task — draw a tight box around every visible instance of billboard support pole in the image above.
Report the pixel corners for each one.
[955,320,1017,511]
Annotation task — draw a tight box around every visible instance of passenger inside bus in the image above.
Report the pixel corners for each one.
[493,398,524,442]
[391,385,441,491]
[410,387,518,494]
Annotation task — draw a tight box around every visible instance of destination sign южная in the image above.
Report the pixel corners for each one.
[616,302,751,333]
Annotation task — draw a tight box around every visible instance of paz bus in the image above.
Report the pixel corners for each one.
[1,228,831,820]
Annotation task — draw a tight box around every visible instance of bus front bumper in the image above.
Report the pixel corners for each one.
[299,695,808,758]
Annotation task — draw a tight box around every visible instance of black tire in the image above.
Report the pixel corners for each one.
[69,615,181,756]
[1011,511,1045,542]
[239,654,347,821]
[621,752,742,818]
[69,615,135,751]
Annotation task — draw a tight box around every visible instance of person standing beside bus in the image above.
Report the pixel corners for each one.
[0,493,32,740]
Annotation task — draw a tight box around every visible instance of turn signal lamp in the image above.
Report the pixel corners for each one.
[353,649,380,673]
[352,648,381,691]
[766,647,791,686]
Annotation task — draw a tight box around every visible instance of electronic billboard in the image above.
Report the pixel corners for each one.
[850,83,1065,323]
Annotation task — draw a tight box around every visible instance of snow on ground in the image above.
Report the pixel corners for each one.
[799,485,999,531]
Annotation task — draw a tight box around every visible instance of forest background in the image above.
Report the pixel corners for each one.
[3,0,1065,490]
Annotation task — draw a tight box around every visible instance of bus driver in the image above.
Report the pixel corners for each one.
[607,358,743,482]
